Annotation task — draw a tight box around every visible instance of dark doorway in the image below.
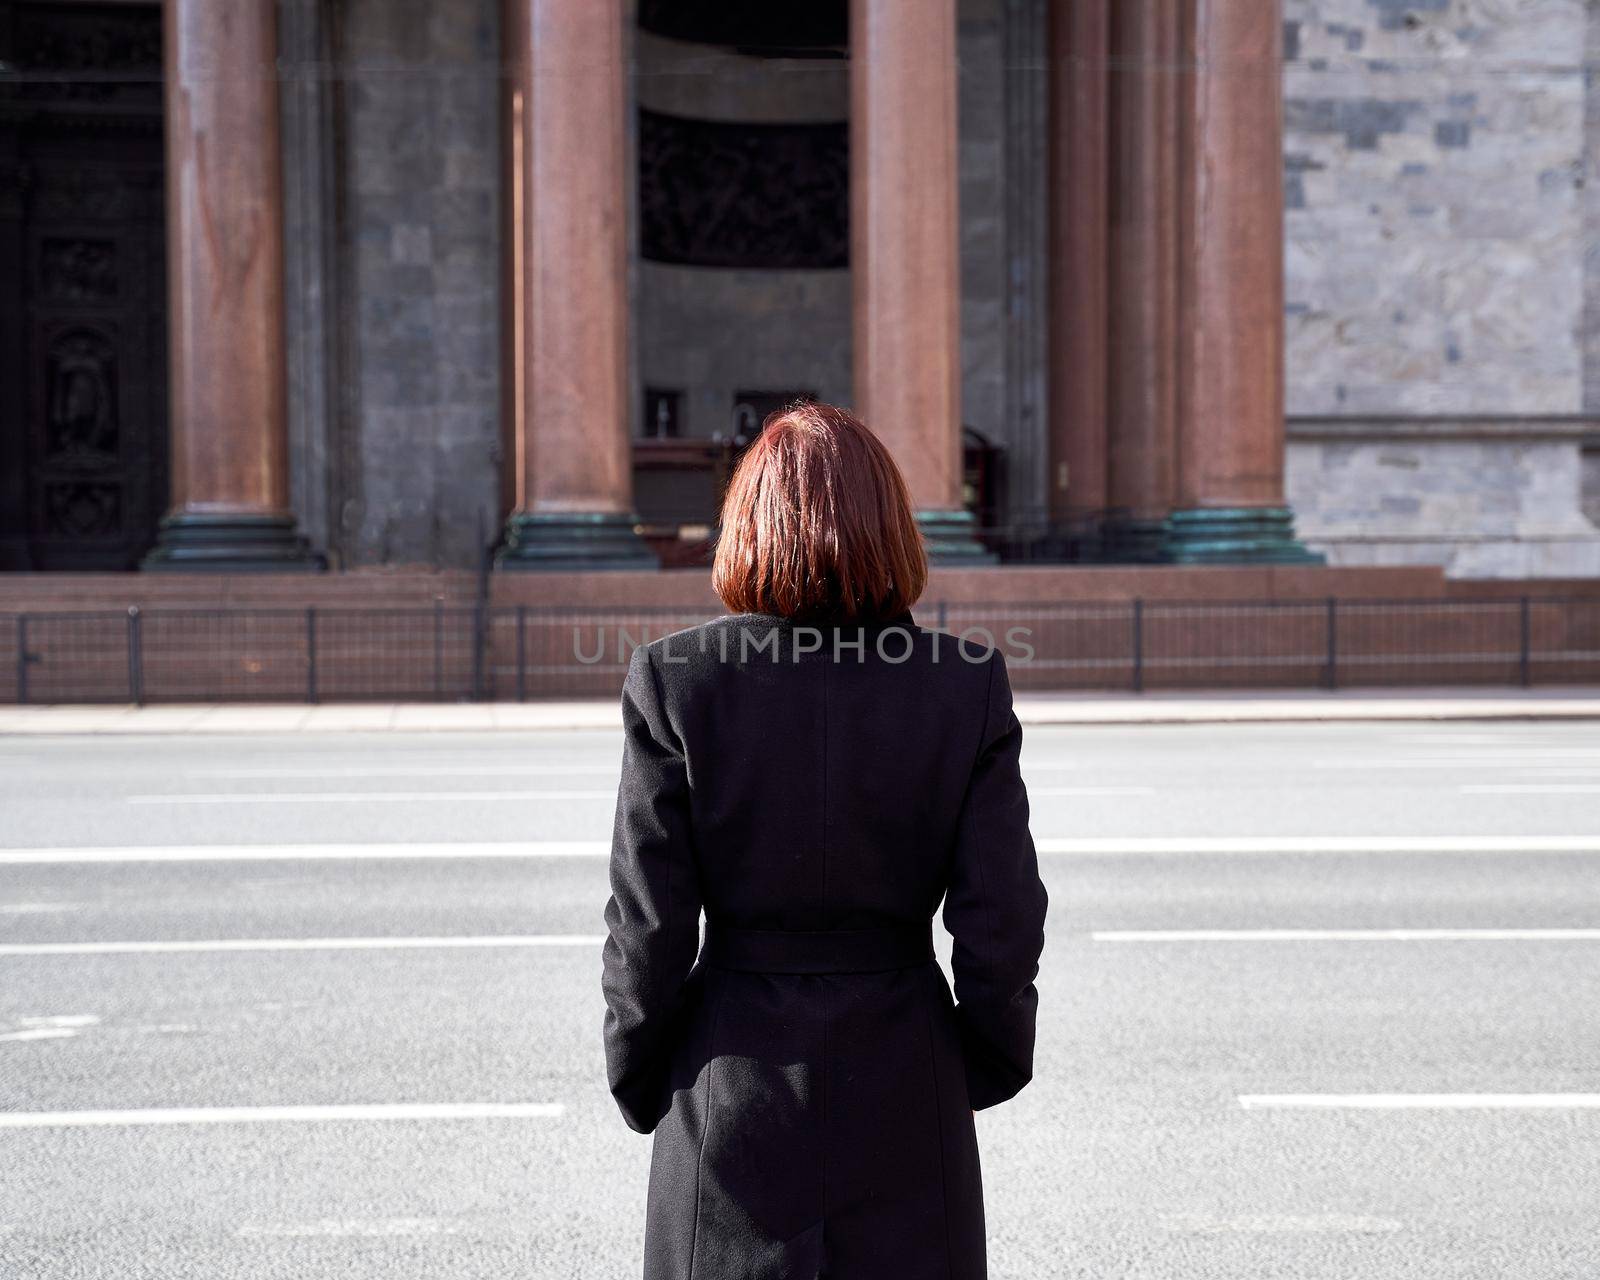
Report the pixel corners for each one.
[0,1,168,571]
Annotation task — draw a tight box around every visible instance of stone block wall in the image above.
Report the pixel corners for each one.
[1287,419,1600,576]
[1283,0,1589,415]
[1282,0,1600,576]
[332,0,503,568]
[957,0,1009,467]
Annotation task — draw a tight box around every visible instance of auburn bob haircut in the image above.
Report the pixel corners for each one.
[711,402,928,624]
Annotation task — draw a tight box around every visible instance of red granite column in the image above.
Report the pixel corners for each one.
[496,0,654,569]
[1168,0,1317,561]
[1104,0,1179,560]
[1046,0,1110,533]
[851,0,989,560]
[144,0,318,570]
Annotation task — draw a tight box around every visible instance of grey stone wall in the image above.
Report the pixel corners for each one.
[1282,0,1589,416]
[636,265,854,440]
[1281,0,1600,577]
[1583,439,1600,528]
[1584,0,1600,416]
[1286,419,1600,576]
[958,0,1008,462]
[1000,0,1050,524]
[332,0,501,568]
[280,0,339,561]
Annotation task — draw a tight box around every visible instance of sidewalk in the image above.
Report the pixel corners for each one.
[4,688,1600,734]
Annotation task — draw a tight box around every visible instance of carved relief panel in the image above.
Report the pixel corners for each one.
[0,1,167,570]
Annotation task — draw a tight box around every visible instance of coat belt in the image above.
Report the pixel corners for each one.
[700,921,935,975]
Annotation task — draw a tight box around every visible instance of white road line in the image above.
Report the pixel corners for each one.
[0,1103,564,1129]
[191,764,615,779]
[4,835,1599,864]
[1460,784,1600,795]
[237,1218,466,1238]
[0,1028,79,1043]
[1239,1094,1600,1111]
[1500,768,1600,778]
[1035,835,1600,855]
[1387,732,1532,744]
[0,935,604,956]
[1316,751,1600,769]
[0,842,609,864]
[126,790,615,805]
[1093,928,1600,942]
[1031,786,1155,797]
[1158,1212,1402,1235]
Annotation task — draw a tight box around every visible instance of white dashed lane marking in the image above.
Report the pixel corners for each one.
[0,842,609,864]
[1093,928,1600,942]
[236,1218,467,1238]
[0,1103,564,1129]
[1240,1094,1600,1110]
[0,935,604,956]
[126,790,615,805]
[1159,1212,1403,1235]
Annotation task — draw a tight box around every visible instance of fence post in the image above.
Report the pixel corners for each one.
[434,597,444,699]
[15,615,27,706]
[472,601,488,702]
[516,604,527,702]
[306,607,318,704]
[474,509,491,702]
[1131,598,1144,693]
[126,606,144,706]
[1324,596,1338,691]
[1519,595,1531,688]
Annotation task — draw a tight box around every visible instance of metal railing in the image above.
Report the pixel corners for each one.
[4,595,1598,704]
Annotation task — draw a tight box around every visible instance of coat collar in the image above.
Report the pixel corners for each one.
[736,608,917,633]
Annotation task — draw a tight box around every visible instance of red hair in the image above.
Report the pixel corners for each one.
[711,402,927,623]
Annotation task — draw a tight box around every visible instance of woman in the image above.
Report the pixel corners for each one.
[602,402,1048,1280]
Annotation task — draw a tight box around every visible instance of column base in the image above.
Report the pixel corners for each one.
[494,511,658,571]
[142,512,325,572]
[1163,506,1324,564]
[916,509,997,564]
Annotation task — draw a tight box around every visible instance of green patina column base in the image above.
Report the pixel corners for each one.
[1102,516,1173,564]
[1163,506,1324,564]
[916,509,996,565]
[142,512,324,572]
[495,511,658,571]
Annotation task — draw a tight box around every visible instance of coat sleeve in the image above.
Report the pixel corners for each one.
[601,644,703,1134]
[941,649,1049,1110]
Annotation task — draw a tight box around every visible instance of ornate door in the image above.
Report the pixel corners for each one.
[0,1,168,571]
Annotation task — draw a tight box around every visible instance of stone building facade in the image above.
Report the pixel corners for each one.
[1281,0,1600,575]
[1,0,1596,578]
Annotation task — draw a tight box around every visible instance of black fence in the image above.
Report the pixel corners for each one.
[4,596,1599,704]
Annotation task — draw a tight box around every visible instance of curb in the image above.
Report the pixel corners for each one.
[3,691,1600,734]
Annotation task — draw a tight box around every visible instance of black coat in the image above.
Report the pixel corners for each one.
[602,611,1048,1280]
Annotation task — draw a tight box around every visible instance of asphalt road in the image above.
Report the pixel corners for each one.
[1,721,1597,1278]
